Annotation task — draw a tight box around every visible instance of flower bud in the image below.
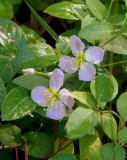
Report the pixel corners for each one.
[22,68,35,75]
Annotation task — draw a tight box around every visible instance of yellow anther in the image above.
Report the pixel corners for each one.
[49,98,55,108]
[50,88,57,95]
[76,51,84,68]
[42,87,59,109]
[71,51,85,71]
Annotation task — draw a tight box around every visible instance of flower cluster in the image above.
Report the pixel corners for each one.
[59,35,104,81]
[30,35,104,120]
[31,68,75,120]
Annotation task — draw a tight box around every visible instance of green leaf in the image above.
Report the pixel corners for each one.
[54,138,74,155]
[79,134,101,160]
[71,91,97,108]
[81,15,96,29]
[117,92,127,121]
[121,24,127,36]
[44,2,85,20]
[101,36,127,55]
[79,21,114,43]
[13,75,49,90]
[2,87,37,121]
[51,154,77,160]
[23,132,52,158]
[0,0,13,19]
[90,73,118,102]
[56,36,70,54]
[109,14,126,26]
[0,18,27,55]
[0,77,6,110]
[86,0,107,20]
[101,113,117,141]
[21,25,41,43]
[0,124,22,146]
[34,107,46,118]
[98,143,126,160]
[12,43,60,69]
[66,107,100,139]
[0,63,16,84]
[118,128,127,143]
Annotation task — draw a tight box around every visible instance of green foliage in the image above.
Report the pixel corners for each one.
[79,21,114,43]
[0,0,127,159]
[98,143,126,160]
[51,154,77,160]
[0,0,14,19]
[2,87,37,120]
[101,112,117,141]
[86,0,107,20]
[117,92,127,121]
[118,128,127,143]
[12,43,60,70]
[0,124,22,146]
[90,73,118,102]
[13,75,49,90]
[79,134,101,160]
[23,132,52,158]
[44,1,85,20]
[71,91,97,108]
[66,107,100,139]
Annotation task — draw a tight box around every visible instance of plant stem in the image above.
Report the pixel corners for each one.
[24,143,28,160]
[2,143,23,149]
[106,0,114,20]
[78,82,86,91]
[101,60,127,67]
[100,34,118,48]
[15,148,18,160]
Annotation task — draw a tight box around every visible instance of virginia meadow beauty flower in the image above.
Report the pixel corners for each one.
[59,35,104,81]
[31,68,75,120]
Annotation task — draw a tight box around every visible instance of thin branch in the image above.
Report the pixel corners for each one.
[52,142,73,157]
[101,60,127,67]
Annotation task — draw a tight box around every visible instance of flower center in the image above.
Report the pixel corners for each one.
[76,51,85,68]
[72,51,85,70]
[43,87,59,109]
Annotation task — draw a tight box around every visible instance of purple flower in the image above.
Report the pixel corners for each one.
[59,35,104,81]
[31,68,75,120]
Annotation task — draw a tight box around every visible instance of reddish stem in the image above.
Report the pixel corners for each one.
[24,143,28,160]
[15,148,18,160]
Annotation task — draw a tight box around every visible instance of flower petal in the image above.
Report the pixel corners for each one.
[50,68,64,91]
[79,62,96,81]
[46,101,66,120]
[70,35,85,56]
[31,86,50,107]
[85,46,104,64]
[59,88,75,108]
[59,56,78,74]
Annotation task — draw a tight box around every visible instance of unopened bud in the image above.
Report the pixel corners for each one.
[22,68,35,75]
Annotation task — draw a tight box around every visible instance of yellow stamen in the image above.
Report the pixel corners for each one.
[42,87,59,109]
[72,51,85,71]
